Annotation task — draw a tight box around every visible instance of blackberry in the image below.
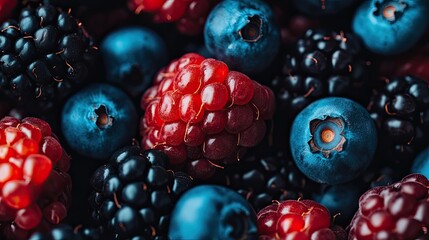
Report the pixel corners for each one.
[270,29,373,144]
[368,75,429,175]
[0,3,96,111]
[29,224,102,240]
[203,148,320,212]
[89,146,193,239]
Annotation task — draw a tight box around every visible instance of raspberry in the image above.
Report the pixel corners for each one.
[140,53,275,179]
[128,0,218,35]
[0,0,17,22]
[348,174,429,240]
[257,199,346,239]
[0,116,71,239]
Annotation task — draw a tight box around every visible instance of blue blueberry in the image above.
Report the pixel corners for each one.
[290,97,377,184]
[169,185,258,240]
[313,181,364,226]
[100,27,168,97]
[61,83,137,160]
[204,0,280,74]
[293,0,356,16]
[411,146,429,178]
[353,0,429,55]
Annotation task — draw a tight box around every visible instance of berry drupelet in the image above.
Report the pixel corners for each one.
[0,116,71,240]
[140,53,275,179]
[368,75,429,174]
[257,200,347,239]
[348,174,429,240]
[128,0,218,36]
[89,146,193,239]
[0,3,96,111]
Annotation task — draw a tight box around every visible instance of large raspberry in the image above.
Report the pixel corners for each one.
[348,174,429,240]
[0,117,71,240]
[140,53,275,179]
[128,0,218,35]
[257,200,346,239]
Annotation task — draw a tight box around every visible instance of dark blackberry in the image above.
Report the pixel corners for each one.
[203,148,320,212]
[0,3,96,111]
[89,146,193,239]
[29,224,102,240]
[270,29,373,144]
[368,75,429,175]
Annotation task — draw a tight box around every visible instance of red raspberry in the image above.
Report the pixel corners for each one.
[140,53,275,179]
[257,200,346,239]
[0,0,17,22]
[0,117,71,239]
[348,174,429,240]
[128,0,218,35]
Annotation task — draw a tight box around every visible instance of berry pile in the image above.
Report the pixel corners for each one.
[0,0,428,239]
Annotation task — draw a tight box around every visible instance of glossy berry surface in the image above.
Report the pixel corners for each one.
[0,116,71,239]
[140,53,275,178]
[129,0,218,35]
[169,185,258,240]
[100,27,168,98]
[257,199,345,239]
[368,75,429,173]
[411,147,429,179]
[0,3,96,110]
[353,0,429,55]
[293,0,356,16]
[204,0,280,74]
[29,224,101,240]
[348,174,429,240]
[89,146,193,239]
[205,148,320,212]
[61,83,137,160]
[290,97,377,184]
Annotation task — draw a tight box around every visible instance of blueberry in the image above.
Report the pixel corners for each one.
[204,0,280,74]
[411,146,429,178]
[169,185,258,240]
[290,97,377,184]
[101,27,168,97]
[313,181,364,226]
[353,0,429,55]
[61,83,137,160]
[293,0,356,16]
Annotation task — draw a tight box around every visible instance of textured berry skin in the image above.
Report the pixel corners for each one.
[353,0,429,55]
[293,0,356,16]
[0,0,17,22]
[61,83,137,160]
[128,0,218,35]
[411,147,429,178]
[204,0,280,74]
[140,53,275,178]
[368,76,429,173]
[89,146,193,239]
[100,27,168,98]
[0,116,71,240]
[313,181,364,227]
[0,3,96,110]
[169,185,258,240]
[348,174,429,240]
[257,200,346,239]
[205,148,319,212]
[290,97,377,184]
